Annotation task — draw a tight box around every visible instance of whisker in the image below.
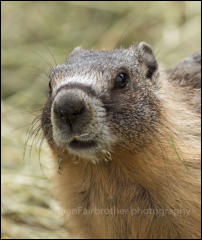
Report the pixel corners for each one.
[23,116,41,162]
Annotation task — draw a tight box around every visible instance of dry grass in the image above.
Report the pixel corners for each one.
[1,1,201,239]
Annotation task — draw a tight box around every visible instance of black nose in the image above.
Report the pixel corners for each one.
[53,94,87,130]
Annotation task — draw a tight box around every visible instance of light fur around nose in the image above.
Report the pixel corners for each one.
[51,86,116,160]
[54,74,97,94]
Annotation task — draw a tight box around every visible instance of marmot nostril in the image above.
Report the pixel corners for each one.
[53,94,87,128]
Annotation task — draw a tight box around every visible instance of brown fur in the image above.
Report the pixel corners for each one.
[47,78,200,238]
[41,47,201,238]
[166,51,201,113]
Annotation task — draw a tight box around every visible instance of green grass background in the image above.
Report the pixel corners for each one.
[1,1,201,239]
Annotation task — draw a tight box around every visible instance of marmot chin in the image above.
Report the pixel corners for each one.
[41,42,201,239]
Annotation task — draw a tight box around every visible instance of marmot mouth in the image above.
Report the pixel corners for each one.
[69,139,97,150]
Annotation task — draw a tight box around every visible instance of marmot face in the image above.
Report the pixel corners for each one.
[41,42,161,161]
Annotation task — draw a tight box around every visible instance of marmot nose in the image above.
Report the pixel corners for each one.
[53,94,86,130]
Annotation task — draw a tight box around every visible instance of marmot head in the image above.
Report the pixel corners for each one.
[41,42,161,162]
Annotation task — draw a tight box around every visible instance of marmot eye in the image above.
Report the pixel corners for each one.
[114,72,129,89]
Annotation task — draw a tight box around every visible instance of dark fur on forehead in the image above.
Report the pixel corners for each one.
[63,43,158,80]
[55,48,130,79]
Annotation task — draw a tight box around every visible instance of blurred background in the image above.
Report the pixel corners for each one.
[1,1,201,239]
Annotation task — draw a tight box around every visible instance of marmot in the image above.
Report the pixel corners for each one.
[41,42,201,239]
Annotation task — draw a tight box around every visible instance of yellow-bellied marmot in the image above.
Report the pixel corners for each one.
[41,42,201,239]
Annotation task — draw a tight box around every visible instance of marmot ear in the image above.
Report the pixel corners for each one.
[68,46,84,58]
[136,42,158,79]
